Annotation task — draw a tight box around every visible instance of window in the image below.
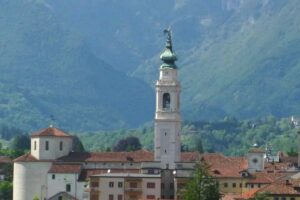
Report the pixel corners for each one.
[162,93,171,109]
[161,183,165,189]
[52,174,55,180]
[147,182,155,188]
[117,195,122,200]
[251,184,254,188]
[118,182,123,188]
[224,183,228,188]
[274,198,279,200]
[59,141,63,151]
[109,194,114,200]
[66,184,71,192]
[232,183,236,188]
[91,181,99,187]
[258,183,261,188]
[109,182,114,188]
[239,183,242,188]
[34,141,37,150]
[129,182,137,188]
[146,195,155,199]
[45,141,49,151]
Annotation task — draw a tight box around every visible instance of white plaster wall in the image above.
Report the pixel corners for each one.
[99,177,124,200]
[47,173,86,199]
[31,137,73,160]
[13,162,52,200]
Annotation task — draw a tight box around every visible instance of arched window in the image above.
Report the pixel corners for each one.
[162,93,170,110]
[59,141,63,151]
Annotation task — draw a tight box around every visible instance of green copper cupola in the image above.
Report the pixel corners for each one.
[160,29,177,69]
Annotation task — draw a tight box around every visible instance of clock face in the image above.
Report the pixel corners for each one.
[252,158,258,164]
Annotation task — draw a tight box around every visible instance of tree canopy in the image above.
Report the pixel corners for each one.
[113,136,142,152]
[180,163,221,200]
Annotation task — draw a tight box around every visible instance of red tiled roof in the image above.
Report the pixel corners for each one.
[258,178,300,195]
[181,152,201,162]
[246,172,285,184]
[201,153,247,178]
[234,189,260,200]
[58,149,154,163]
[49,164,82,174]
[14,153,38,162]
[31,127,72,138]
[0,156,12,163]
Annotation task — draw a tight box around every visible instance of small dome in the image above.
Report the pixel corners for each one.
[160,48,177,62]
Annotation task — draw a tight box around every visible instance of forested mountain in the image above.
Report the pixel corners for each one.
[1,0,300,131]
[0,0,154,131]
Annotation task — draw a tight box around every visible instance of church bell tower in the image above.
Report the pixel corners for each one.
[154,29,181,169]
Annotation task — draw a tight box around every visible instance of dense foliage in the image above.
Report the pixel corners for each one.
[113,136,142,152]
[179,163,221,200]
[77,117,298,156]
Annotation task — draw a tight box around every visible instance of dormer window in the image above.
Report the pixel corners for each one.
[163,93,170,110]
[59,141,63,151]
[45,141,49,151]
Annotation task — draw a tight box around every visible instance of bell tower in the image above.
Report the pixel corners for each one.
[154,29,181,169]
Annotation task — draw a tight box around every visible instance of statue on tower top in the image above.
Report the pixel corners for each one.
[163,28,173,52]
[160,28,177,69]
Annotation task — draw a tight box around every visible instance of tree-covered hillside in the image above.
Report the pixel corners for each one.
[77,117,298,156]
[0,0,154,131]
[1,0,300,131]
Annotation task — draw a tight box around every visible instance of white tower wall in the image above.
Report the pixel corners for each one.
[13,162,52,200]
[154,67,181,169]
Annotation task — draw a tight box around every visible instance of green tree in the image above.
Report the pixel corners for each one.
[180,163,221,200]
[72,135,85,152]
[11,134,30,151]
[113,136,141,152]
[0,181,12,200]
[254,192,269,200]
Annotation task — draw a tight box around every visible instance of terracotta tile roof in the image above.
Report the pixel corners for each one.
[180,152,201,162]
[201,153,247,178]
[31,127,72,138]
[0,156,12,163]
[234,189,260,200]
[13,153,54,162]
[14,153,38,162]
[79,168,140,181]
[58,149,154,163]
[246,172,285,184]
[49,164,82,174]
[257,178,300,195]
